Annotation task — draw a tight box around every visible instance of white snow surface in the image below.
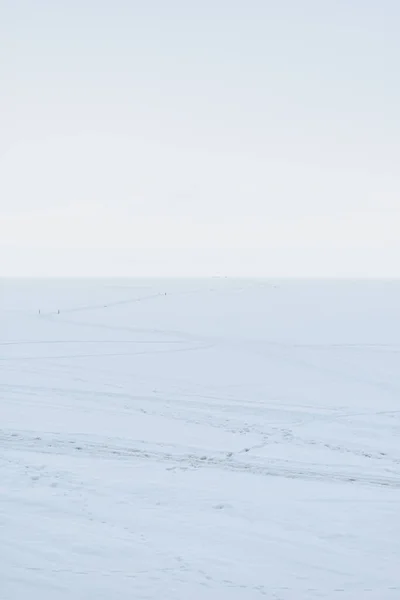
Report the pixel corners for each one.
[1,277,400,599]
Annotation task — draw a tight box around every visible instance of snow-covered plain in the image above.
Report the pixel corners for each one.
[1,278,400,599]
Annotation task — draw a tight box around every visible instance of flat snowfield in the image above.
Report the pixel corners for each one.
[1,278,400,599]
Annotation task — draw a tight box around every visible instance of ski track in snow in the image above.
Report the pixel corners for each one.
[1,278,400,599]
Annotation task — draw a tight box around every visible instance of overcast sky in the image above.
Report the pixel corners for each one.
[1,0,399,277]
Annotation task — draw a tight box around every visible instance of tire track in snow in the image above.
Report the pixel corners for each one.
[3,430,400,489]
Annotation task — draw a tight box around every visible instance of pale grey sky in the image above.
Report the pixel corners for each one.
[1,0,399,276]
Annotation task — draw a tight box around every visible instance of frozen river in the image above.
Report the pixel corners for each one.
[1,278,400,599]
